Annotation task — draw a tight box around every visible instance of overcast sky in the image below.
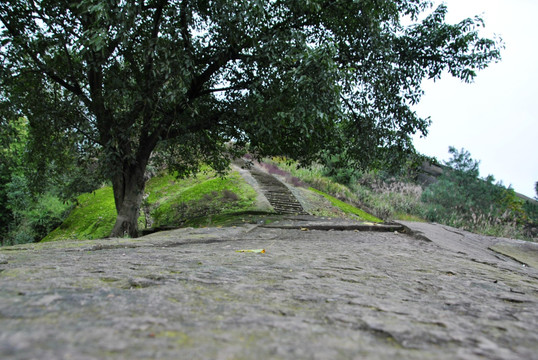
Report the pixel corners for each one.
[411,0,538,198]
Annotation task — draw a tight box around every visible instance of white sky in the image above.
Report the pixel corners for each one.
[411,0,538,198]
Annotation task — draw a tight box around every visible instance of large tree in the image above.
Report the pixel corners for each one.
[0,0,501,237]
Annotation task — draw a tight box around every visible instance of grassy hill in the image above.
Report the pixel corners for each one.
[43,164,382,242]
[42,154,536,243]
[43,163,387,242]
[42,168,259,242]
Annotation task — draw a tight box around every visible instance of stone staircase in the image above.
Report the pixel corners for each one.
[248,166,309,215]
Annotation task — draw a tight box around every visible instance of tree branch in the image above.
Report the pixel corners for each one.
[198,82,252,96]
[138,0,168,141]
[143,0,168,81]
[187,48,240,100]
[0,14,92,108]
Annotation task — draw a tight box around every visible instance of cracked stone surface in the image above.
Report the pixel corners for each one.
[0,221,537,359]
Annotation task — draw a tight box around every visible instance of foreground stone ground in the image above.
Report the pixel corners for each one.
[1,218,537,360]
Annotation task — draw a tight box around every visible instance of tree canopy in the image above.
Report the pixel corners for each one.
[0,0,502,237]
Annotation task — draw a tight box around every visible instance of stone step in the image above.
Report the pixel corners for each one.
[248,166,309,215]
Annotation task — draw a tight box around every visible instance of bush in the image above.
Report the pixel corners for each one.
[320,154,359,185]
[27,194,72,240]
[3,179,72,246]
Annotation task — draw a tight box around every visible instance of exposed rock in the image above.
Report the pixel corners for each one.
[1,220,537,359]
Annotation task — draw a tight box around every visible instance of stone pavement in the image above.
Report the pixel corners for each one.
[0,219,537,360]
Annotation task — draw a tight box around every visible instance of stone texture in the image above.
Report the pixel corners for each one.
[1,220,537,360]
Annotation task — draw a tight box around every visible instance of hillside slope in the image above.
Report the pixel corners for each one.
[43,164,381,242]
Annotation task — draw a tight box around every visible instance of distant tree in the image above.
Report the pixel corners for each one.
[0,1,502,237]
[535,181,538,200]
[444,146,480,181]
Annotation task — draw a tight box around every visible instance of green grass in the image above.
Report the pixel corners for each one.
[150,171,258,227]
[42,186,117,242]
[144,169,213,205]
[42,169,258,242]
[394,212,426,222]
[309,188,382,223]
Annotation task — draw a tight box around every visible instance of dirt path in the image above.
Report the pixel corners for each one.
[1,220,537,359]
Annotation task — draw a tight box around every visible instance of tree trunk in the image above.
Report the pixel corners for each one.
[110,157,149,238]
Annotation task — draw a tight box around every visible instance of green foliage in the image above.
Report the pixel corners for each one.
[444,147,479,176]
[23,194,72,241]
[523,200,538,226]
[0,117,29,239]
[422,148,498,219]
[3,175,72,245]
[0,115,103,245]
[321,153,360,186]
[420,147,531,239]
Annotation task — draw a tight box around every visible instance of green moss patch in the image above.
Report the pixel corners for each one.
[309,188,381,223]
[43,169,259,242]
[42,186,117,242]
[151,171,258,228]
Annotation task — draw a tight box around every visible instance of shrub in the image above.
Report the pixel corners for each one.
[320,154,359,185]
[4,187,72,245]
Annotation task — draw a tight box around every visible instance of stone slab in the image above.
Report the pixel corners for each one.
[1,223,537,359]
[489,242,538,269]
